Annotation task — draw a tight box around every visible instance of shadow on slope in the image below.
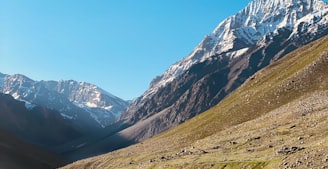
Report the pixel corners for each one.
[0,93,83,147]
[61,128,137,162]
[0,128,66,169]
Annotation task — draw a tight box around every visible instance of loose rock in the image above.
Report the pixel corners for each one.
[277,146,305,155]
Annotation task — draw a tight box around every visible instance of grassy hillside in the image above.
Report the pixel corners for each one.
[62,35,328,169]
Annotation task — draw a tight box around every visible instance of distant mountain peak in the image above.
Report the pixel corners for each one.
[0,73,129,127]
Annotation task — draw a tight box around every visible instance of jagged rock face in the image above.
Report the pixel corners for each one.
[119,0,328,141]
[0,74,129,128]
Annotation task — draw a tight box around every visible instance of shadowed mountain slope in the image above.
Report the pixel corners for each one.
[0,93,83,147]
[0,128,66,169]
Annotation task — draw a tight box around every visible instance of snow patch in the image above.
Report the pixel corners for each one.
[12,92,20,100]
[86,102,98,108]
[104,105,113,110]
[87,110,106,128]
[24,102,36,110]
[228,48,250,59]
[75,142,87,149]
[60,113,74,120]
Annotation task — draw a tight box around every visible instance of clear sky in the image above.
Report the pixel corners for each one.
[0,0,269,100]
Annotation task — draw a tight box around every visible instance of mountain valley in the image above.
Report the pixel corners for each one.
[1,0,328,168]
[62,30,328,169]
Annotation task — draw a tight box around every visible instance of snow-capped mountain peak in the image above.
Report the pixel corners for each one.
[52,80,128,120]
[0,73,129,127]
[142,0,328,100]
[210,0,328,52]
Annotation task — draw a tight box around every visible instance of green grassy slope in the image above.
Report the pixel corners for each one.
[62,35,328,169]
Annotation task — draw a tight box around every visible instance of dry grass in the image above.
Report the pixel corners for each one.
[62,36,328,169]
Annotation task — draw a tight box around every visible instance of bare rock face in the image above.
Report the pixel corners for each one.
[118,0,328,142]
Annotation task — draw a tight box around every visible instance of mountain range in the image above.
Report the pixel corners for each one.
[2,0,328,168]
[62,20,328,169]
[61,0,328,168]
[57,0,328,164]
[0,73,129,128]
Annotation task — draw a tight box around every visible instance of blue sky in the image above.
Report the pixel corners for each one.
[0,0,273,100]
